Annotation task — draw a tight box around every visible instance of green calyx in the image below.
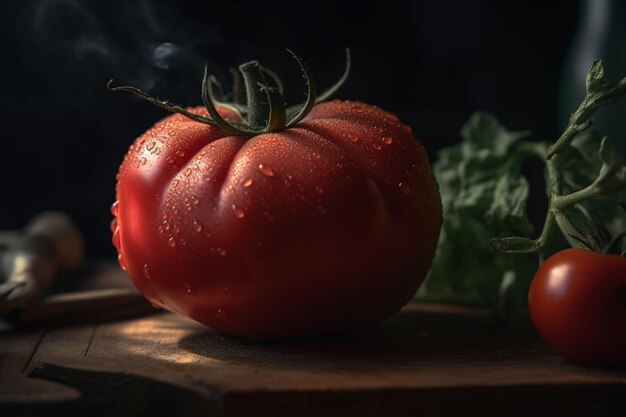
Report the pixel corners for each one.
[108,49,351,135]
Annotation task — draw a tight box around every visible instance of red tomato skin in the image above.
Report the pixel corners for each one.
[112,100,442,339]
[529,248,626,366]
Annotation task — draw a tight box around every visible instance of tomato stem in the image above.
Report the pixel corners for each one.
[108,49,351,135]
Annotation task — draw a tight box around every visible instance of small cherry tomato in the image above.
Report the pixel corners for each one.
[529,248,626,366]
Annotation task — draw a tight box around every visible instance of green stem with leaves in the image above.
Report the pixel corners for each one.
[492,60,626,260]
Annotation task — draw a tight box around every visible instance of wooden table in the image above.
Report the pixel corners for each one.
[1,264,625,417]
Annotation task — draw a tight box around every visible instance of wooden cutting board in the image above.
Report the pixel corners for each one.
[1,263,625,417]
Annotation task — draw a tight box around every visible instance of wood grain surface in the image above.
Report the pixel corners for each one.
[1,263,625,417]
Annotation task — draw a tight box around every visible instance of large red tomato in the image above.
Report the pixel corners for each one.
[111,54,442,339]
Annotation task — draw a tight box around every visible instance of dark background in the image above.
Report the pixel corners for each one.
[0,0,617,257]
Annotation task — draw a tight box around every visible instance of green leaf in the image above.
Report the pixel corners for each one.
[459,112,529,157]
[485,176,531,230]
[416,112,537,308]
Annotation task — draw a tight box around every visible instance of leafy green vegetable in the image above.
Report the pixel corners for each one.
[415,113,538,310]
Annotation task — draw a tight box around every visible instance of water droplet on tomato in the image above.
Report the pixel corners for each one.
[193,220,203,232]
[258,163,275,177]
[110,218,118,232]
[348,133,360,143]
[166,156,175,164]
[139,157,147,165]
[175,149,185,157]
[184,167,192,177]
[110,201,119,216]
[142,264,152,279]
[185,284,196,297]
[383,136,393,145]
[216,248,227,256]
[224,287,233,298]
[168,237,176,247]
[173,225,180,234]
[171,179,179,188]
[242,178,253,188]
[117,253,127,271]
[315,186,324,195]
[215,308,225,319]
[373,143,382,150]
[146,141,156,151]
[313,152,321,159]
[232,204,245,219]
[402,125,412,133]
[399,182,411,195]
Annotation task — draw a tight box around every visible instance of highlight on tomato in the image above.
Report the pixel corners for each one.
[109,50,443,339]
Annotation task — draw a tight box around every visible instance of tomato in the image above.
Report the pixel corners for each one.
[110,54,442,339]
[529,248,626,365]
